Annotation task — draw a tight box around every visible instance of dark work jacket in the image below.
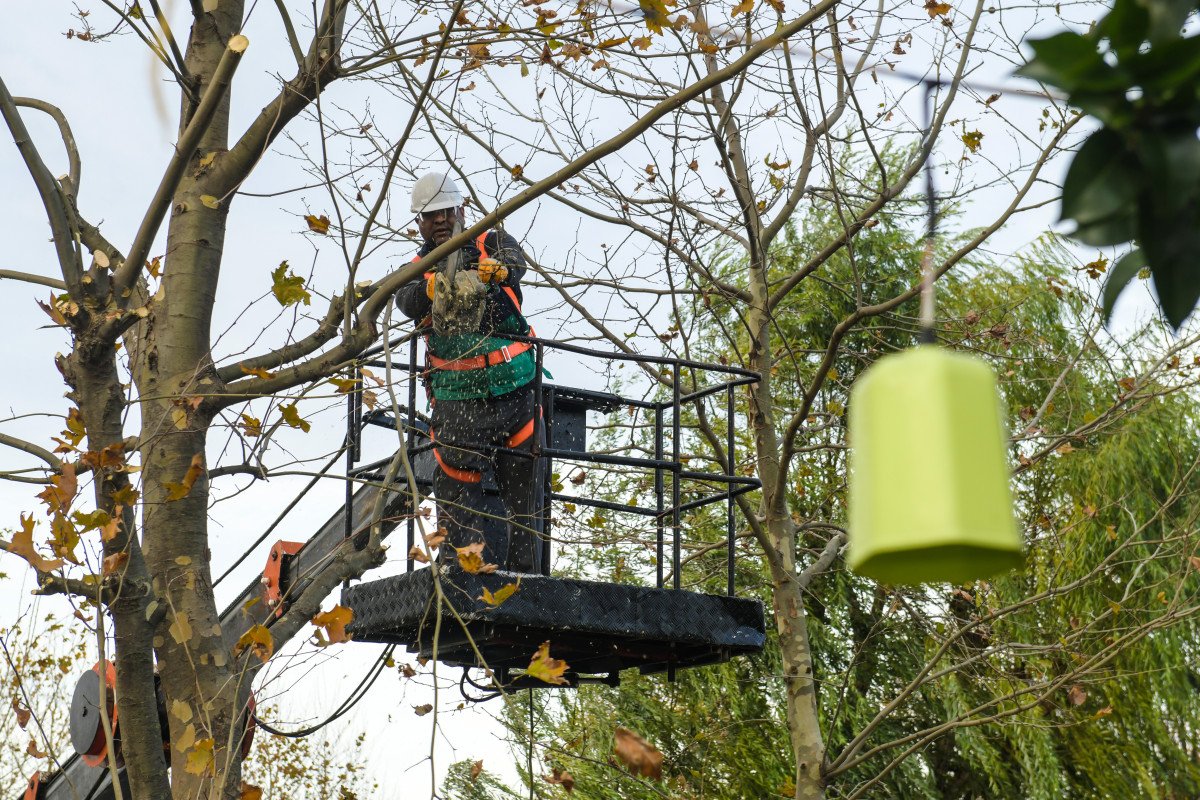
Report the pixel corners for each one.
[396,230,535,400]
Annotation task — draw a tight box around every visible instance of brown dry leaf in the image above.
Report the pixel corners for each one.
[413,703,434,716]
[234,624,274,663]
[185,738,215,776]
[239,414,262,438]
[27,739,47,759]
[470,760,483,780]
[7,514,65,573]
[36,460,78,513]
[164,453,205,501]
[239,782,263,800]
[924,0,951,15]
[526,641,569,685]
[425,527,448,549]
[304,214,331,234]
[101,552,129,577]
[731,0,753,15]
[613,728,662,780]
[543,768,575,793]
[456,542,498,574]
[37,296,67,326]
[570,471,587,485]
[408,545,431,564]
[480,580,521,607]
[12,698,31,729]
[511,164,525,180]
[1067,685,1087,706]
[312,605,354,645]
[401,663,417,678]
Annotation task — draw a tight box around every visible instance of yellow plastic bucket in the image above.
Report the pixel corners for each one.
[847,346,1022,584]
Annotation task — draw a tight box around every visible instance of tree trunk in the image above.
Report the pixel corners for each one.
[134,5,246,797]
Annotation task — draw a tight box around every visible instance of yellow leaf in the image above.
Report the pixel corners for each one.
[732,0,753,15]
[239,782,263,800]
[234,624,274,663]
[598,36,630,48]
[480,579,521,607]
[312,605,354,645]
[1106,598,1121,617]
[239,363,276,380]
[164,453,204,501]
[239,414,262,438]
[961,129,983,153]
[271,261,311,307]
[304,214,331,234]
[279,403,311,433]
[328,377,361,394]
[171,407,188,430]
[6,514,64,572]
[526,640,569,685]
[110,485,139,505]
[924,0,951,15]
[185,738,215,776]
[637,0,671,33]
[200,195,220,209]
[455,542,498,574]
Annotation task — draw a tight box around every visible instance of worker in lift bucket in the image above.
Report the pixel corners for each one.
[396,171,545,573]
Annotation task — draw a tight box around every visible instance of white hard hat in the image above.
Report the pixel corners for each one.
[411,171,463,214]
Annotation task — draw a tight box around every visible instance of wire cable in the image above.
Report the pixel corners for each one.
[252,644,395,738]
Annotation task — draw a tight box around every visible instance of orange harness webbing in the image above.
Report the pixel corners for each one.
[431,406,542,483]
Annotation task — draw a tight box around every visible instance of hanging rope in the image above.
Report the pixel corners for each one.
[919,79,940,346]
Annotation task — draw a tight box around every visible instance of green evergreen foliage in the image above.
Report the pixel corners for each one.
[450,177,1200,799]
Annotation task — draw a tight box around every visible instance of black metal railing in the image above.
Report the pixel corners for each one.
[344,330,762,597]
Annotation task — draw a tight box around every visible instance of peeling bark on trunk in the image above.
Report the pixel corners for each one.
[133,5,246,798]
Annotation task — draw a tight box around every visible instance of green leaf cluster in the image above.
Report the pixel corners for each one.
[1018,0,1200,328]
[475,186,1200,798]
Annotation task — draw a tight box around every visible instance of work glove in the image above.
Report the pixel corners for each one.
[476,257,508,285]
[426,273,437,299]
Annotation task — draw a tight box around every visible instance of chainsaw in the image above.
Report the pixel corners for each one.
[431,219,486,336]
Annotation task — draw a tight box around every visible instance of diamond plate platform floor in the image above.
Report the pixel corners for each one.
[342,567,765,680]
